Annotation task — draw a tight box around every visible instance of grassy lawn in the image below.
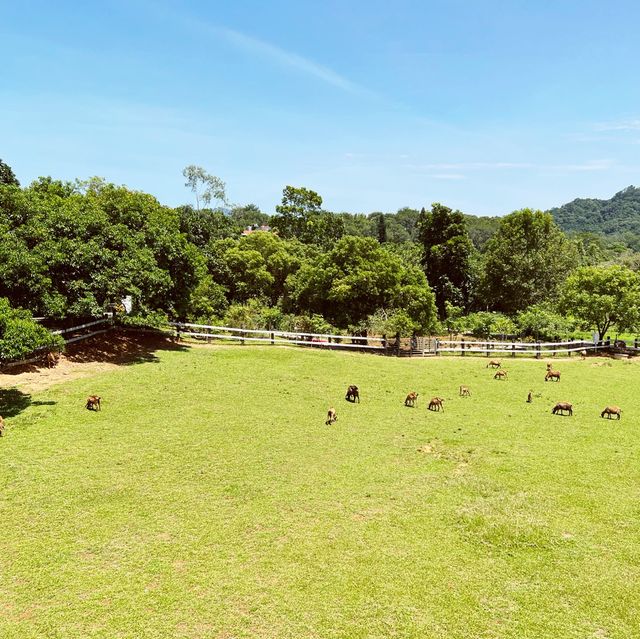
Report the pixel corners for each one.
[1,344,639,638]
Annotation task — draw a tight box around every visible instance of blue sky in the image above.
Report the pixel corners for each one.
[1,0,639,215]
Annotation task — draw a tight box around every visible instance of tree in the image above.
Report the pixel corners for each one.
[229,204,269,230]
[374,213,387,243]
[271,186,344,247]
[287,236,437,331]
[416,203,475,317]
[0,159,19,187]
[482,209,578,313]
[182,165,227,211]
[560,265,640,338]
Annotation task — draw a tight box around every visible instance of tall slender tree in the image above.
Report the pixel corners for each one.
[416,203,474,317]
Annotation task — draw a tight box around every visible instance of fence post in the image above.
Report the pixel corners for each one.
[241,330,245,345]
[176,324,181,342]
[382,334,387,351]
[461,338,465,356]
[512,341,515,357]
[270,332,275,345]
[486,340,490,357]
[635,338,638,349]
[536,342,541,359]
[435,338,440,356]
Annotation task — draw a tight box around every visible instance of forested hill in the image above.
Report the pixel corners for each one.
[549,186,640,247]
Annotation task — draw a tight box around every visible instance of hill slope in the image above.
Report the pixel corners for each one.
[549,185,640,245]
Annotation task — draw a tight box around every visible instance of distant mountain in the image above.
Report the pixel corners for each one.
[549,186,640,244]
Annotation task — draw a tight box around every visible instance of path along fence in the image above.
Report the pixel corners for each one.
[2,318,639,371]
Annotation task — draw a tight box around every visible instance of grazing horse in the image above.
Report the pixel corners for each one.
[405,392,419,407]
[487,360,501,369]
[326,407,338,425]
[459,385,471,397]
[86,395,101,411]
[494,369,508,380]
[345,385,360,403]
[545,370,561,382]
[45,351,59,368]
[552,402,573,416]
[428,397,444,411]
[0,415,5,437]
[601,406,622,420]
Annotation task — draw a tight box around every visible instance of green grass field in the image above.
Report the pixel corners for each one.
[1,343,639,638]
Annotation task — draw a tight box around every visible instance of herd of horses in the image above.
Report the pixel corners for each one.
[0,350,626,438]
[325,358,623,425]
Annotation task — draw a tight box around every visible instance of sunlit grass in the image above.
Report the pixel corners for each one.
[1,346,639,638]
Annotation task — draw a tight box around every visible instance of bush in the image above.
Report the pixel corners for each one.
[515,305,575,341]
[456,311,515,338]
[0,298,64,363]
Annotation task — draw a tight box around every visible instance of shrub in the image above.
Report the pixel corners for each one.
[0,298,64,363]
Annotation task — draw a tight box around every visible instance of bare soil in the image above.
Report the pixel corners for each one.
[0,330,188,393]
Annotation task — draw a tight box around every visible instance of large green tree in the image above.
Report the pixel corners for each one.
[271,186,344,247]
[482,209,578,313]
[287,236,437,331]
[560,265,640,337]
[0,179,204,319]
[416,203,475,317]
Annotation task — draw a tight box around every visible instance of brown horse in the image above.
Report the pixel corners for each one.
[86,395,101,411]
[545,370,561,382]
[459,385,471,397]
[345,385,360,403]
[494,369,508,380]
[326,407,338,425]
[428,397,444,411]
[487,360,501,369]
[405,392,419,407]
[552,402,572,416]
[601,406,622,420]
[526,391,533,403]
[45,351,59,368]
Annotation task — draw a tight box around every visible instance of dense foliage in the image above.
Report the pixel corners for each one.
[0,157,639,344]
[0,297,63,363]
[550,186,640,251]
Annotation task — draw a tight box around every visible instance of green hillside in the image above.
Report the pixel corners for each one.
[549,185,640,248]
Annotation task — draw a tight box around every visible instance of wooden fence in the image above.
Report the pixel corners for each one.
[0,318,112,371]
[170,322,387,351]
[432,337,632,357]
[2,318,639,371]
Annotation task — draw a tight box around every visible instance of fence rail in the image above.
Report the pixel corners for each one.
[172,323,385,351]
[432,337,639,357]
[2,317,639,373]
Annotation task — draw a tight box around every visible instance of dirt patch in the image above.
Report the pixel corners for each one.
[0,331,188,393]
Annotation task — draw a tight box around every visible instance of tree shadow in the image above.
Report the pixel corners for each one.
[0,388,55,419]
[65,329,189,366]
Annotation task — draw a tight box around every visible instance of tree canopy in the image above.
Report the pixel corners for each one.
[560,265,640,337]
[482,209,578,313]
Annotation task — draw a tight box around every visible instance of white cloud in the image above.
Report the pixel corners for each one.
[594,119,640,132]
